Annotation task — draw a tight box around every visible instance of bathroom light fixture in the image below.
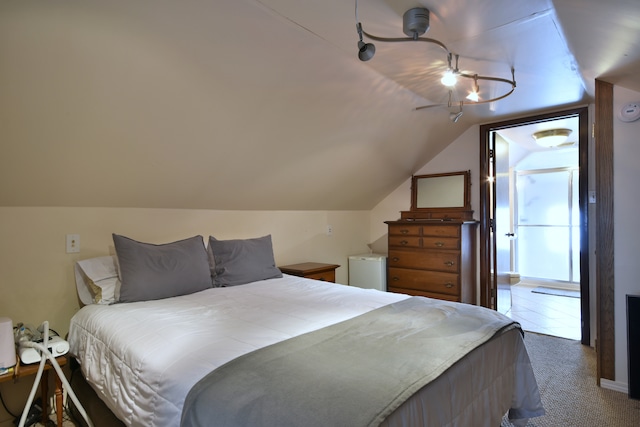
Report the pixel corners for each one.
[532,129,572,148]
[354,2,516,107]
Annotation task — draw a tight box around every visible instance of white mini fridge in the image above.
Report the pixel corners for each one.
[348,254,387,291]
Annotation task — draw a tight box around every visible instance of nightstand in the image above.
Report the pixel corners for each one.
[279,262,340,283]
[0,354,67,427]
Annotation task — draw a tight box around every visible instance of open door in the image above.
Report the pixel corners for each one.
[479,107,590,345]
[494,132,512,314]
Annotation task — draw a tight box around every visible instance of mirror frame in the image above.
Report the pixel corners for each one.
[401,170,473,220]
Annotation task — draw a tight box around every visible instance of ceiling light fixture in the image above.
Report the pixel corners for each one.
[356,22,375,61]
[354,2,516,108]
[466,75,480,102]
[532,129,572,148]
[441,55,458,87]
[450,110,464,123]
[448,92,463,122]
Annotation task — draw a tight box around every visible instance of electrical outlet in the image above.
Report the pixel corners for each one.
[325,225,333,236]
[66,234,80,253]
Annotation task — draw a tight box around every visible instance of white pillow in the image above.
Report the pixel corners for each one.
[74,256,121,305]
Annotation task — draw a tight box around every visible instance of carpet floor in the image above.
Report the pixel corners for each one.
[502,332,640,426]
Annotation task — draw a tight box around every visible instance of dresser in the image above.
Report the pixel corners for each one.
[385,220,477,303]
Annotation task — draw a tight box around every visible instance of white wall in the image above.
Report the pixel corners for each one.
[613,86,640,388]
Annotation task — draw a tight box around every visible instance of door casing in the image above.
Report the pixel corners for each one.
[479,106,590,345]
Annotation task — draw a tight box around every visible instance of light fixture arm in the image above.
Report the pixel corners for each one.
[457,67,517,105]
[356,22,365,43]
[360,29,450,55]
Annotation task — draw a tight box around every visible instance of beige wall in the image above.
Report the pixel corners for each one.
[369,124,481,253]
[0,207,371,340]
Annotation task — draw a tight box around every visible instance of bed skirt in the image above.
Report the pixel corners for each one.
[69,359,125,427]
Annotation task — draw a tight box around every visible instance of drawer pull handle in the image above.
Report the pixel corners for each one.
[400,229,409,234]
[392,276,400,281]
[435,241,444,247]
[444,261,455,266]
[444,282,454,288]
[400,240,408,245]
[392,257,400,262]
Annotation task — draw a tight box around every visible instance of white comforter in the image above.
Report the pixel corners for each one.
[68,275,410,426]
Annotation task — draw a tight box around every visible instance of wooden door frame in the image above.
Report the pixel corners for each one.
[479,106,591,346]
[594,80,615,383]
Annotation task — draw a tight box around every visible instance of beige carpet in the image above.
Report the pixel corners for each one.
[503,332,640,426]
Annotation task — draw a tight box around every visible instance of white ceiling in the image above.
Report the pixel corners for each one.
[0,0,639,210]
[498,116,579,155]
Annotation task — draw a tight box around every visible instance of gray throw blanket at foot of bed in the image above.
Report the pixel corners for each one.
[181,296,520,427]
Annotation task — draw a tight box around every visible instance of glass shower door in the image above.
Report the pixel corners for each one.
[515,168,579,283]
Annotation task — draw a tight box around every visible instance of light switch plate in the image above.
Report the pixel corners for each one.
[66,234,80,253]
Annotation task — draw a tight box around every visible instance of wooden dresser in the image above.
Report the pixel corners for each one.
[385,220,477,303]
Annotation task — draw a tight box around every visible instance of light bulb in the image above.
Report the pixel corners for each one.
[440,70,457,87]
[466,91,479,102]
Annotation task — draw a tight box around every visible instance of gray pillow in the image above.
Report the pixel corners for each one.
[208,235,282,287]
[113,234,213,303]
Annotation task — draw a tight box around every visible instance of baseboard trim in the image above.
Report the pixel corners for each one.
[600,378,628,394]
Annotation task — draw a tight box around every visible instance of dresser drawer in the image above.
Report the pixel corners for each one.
[305,270,336,282]
[388,224,422,236]
[421,225,460,238]
[421,236,460,250]
[388,267,460,296]
[388,236,422,249]
[388,250,460,272]
[388,286,460,302]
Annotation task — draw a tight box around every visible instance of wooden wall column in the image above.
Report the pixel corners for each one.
[595,78,615,383]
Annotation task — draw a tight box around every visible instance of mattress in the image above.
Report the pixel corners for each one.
[68,275,542,426]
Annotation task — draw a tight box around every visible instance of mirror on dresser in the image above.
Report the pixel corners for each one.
[403,170,473,220]
[386,170,477,303]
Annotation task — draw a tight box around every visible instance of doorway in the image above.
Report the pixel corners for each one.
[479,107,590,345]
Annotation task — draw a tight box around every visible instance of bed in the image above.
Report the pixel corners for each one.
[68,234,544,427]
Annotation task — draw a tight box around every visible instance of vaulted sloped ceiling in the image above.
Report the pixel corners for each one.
[1,1,639,210]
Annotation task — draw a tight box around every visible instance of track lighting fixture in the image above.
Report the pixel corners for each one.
[356,22,375,61]
[450,111,464,123]
[466,75,480,102]
[449,98,463,123]
[441,70,457,87]
[354,1,516,108]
